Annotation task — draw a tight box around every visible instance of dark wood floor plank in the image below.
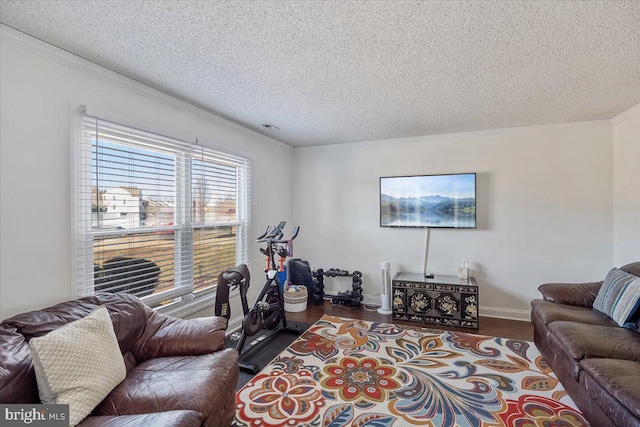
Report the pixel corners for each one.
[286,301,534,341]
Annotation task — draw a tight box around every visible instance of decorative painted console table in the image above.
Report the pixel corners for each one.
[392,273,479,329]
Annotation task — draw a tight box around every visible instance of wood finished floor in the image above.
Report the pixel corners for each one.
[286,300,534,341]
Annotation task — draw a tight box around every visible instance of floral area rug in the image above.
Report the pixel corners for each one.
[233,315,588,427]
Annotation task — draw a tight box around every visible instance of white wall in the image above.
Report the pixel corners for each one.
[0,28,292,320]
[612,104,640,266]
[293,122,614,319]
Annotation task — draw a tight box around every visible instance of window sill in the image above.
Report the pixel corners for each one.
[156,288,238,319]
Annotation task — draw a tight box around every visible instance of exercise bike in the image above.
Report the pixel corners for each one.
[214,221,303,374]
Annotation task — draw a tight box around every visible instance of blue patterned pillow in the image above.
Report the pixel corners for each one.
[593,268,640,329]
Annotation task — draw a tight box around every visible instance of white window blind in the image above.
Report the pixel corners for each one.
[74,114,250,307]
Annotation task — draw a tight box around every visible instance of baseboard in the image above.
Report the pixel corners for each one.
[362,294,382,307]
[479,306,531,322]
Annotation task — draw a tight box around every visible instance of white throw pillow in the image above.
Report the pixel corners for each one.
[29,306,126,426]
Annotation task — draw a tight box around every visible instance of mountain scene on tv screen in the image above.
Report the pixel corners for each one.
[381,194,476,228]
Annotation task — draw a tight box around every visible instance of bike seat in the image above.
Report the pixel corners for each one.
[220,264,250,286]
[221,271,244,284]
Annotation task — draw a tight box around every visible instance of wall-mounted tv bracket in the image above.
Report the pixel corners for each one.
[312,268,364,309]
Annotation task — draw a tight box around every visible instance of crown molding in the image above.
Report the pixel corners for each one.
[0,24,293,153]
[610,102,640,125]
[295,119,611,152]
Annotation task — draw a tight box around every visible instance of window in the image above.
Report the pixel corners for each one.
[74,114,250,309]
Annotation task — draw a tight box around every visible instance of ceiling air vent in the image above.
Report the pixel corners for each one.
[262,123,280,130]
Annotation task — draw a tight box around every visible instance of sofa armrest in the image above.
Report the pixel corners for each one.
[538,281,602,307]
[134,312,228,361]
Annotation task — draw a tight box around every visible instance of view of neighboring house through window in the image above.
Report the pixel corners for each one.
[75,115,250,308]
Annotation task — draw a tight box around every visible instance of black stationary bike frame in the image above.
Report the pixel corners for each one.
[214,221,300,374]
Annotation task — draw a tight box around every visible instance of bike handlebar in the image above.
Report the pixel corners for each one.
[256,222,299,244]
[256,221,285,240]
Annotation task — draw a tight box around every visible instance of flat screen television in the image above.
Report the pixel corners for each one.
[380,173,476,228]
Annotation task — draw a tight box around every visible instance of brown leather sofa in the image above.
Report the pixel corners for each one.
[531,261,640,427]
[0,293,238,427]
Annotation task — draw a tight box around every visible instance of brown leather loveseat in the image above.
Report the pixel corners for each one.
[0,293,238,426]
[531,261,640,427]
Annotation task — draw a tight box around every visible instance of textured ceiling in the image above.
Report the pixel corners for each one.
[1,1,639,147]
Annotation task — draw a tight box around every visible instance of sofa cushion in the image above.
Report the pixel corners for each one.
[593,268,640,328]
[79,410,203,427]
[542,330,583,380]
[94,349,238,427]
[580,358,640,427]
[531,299,617,327]
[547,321,640,362]
[29,307,127,426]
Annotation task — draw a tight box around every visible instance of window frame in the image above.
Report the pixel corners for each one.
[72,108,251,312]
